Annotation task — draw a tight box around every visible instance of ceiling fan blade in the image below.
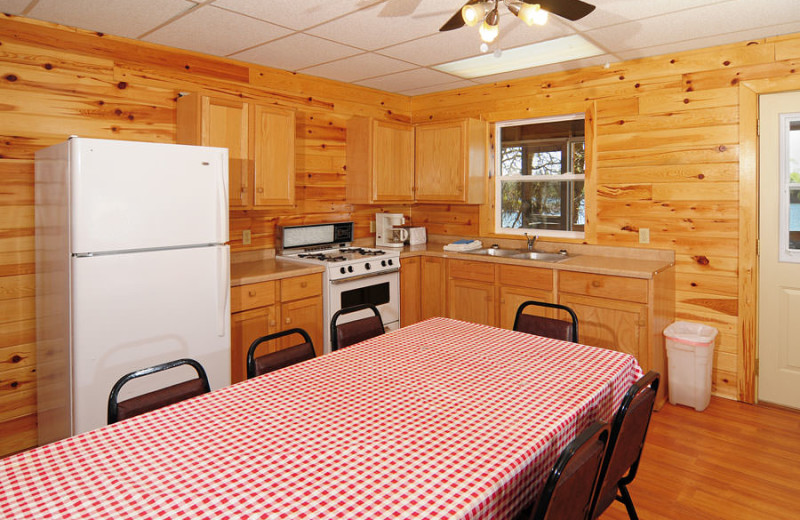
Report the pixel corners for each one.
[439,0,482,31]
[524,0,596,21]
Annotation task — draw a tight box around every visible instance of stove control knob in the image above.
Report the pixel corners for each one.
[365,263,371,270]
[381,260,387,267]
[340,267,346,274]
[387,259,393,266]
[348,265,354,273]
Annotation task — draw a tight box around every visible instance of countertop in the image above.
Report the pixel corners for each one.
[398,243,673,279]
[231,257,324,286]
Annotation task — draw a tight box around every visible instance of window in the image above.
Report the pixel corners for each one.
[495,114,586,238]
[780,114,800,261]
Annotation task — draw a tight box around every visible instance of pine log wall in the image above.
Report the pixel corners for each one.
[1,13,799,456]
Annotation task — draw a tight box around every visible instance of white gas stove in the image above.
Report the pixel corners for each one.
[277,222,401,353]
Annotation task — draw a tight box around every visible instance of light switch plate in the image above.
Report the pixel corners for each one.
[242,230,251,245]
[370,221,376,233]
[639,228,650,244]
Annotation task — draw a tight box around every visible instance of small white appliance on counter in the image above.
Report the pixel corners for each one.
[35,137,231,444]
[277,222,400,353]
[407,227,427,246]
[375,212,408,248]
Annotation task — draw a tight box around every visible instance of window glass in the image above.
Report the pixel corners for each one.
[495,115,585,237]
[788,120,800,252]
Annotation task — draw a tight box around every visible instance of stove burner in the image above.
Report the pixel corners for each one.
[298,253,347,262]
[339,247,386,256]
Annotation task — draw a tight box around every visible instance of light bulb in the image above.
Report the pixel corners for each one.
[461,4,485,27]
[479,7,499,43]
[480,42,489,53]
[517,4,549,26]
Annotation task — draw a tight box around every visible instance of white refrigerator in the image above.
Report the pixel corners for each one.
[35,137,231,444]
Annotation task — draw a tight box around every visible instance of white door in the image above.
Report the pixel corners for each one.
[758,91,800,409]
[70,138,228,254]
[71,245,230,435]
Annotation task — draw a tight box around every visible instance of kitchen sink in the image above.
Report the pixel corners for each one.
[464,248,521,257]
[510,251,571,262]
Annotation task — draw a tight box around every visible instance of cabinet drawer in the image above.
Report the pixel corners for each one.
[498,264,553,291]
[281,273,322,302]
[559,271,648,304]
[231,280,277,312]
[449,259,495,283]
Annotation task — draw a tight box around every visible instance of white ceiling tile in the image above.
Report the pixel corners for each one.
[143,4,292,56]
[571,0,730,30]
[300,52,416,83]
[210,0,370,31]
[0,0,35,15]
[470,54,615,85]
[586,0,800,53]
[26,0,195,39]
[355,67,460,93]
[306,1,447,50]
[231,33,362,71]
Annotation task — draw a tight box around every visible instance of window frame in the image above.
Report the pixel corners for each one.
[494,113,586,239]
[779,112,800,262]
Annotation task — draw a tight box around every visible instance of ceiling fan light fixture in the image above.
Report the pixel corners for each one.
[479,7,500,43]
[515,3,548,26]
[462,3,486,27]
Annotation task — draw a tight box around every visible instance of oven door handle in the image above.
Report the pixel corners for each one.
[330,268,400,284]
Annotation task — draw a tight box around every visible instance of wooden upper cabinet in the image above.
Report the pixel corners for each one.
[414,118,487,204]
[252,104,295,207]
[346,117,414,203]
[177,93,296,208]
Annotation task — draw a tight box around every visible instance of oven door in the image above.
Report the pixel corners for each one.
[327,270,400,351]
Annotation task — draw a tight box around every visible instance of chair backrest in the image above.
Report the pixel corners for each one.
[531,421,611,520]
[513,300,579,342]
[591,371,660,518]
[330,303,384,351]
[107,358,211,424]
[246,327,316,379]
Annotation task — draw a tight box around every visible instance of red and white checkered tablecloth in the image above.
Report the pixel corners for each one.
[0,317,642,519]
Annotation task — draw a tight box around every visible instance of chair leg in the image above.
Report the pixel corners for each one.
[615,483,639,520]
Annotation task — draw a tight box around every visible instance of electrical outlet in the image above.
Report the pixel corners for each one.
[639,228,650,244]
[242,230,251,245]
[370,221,376,233]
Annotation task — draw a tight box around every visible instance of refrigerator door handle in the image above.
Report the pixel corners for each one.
[216,153,229,243]
[217,245,230,337]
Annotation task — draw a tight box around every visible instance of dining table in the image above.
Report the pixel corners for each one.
[0,317,642,519]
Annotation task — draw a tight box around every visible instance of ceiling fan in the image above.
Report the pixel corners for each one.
[440,0,596,43]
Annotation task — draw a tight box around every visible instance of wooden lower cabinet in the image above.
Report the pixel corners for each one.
[230,273,323,383]
[400,256,421,327]
[420,256,446,320]
[447,259,497,326]
[497,264,555,329]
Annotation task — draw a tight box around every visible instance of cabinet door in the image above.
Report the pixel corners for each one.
[420,257,446,319]
[281,296,324,357]
[448,278,496,327]
[177,95,250,208]
[374,120,415,202]
[231,305,277,383]
[558,293,648,363]
[415,121,465,202]
[499,286,554,330]
[400,256,421,327]
[252,104,295,207]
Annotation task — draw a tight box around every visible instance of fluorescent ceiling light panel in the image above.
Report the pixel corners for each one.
[433,35,604,79]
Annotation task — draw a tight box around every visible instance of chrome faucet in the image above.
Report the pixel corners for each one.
[524,232,538,251]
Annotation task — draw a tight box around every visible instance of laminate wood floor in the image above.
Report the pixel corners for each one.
[598,397,800,520]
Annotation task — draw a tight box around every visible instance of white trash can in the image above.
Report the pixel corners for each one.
[664,321,718,411]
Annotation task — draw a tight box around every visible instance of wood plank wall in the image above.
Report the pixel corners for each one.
[0,14,411,456]
[411,33,800,410]
[1,12,799,456]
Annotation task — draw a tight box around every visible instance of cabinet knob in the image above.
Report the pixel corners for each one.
[300,282,307,288]
[248,290,256,297]
[269,320,276,327]
[257,187,264,193]
[285,317,291,324]
[591,281,602,288]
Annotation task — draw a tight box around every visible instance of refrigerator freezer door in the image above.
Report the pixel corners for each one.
[70,246,230,436]
[70,138,228,254]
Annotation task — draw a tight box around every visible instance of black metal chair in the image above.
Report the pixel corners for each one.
[591,371,660,520]
[330,303,384,351]
[107,358,211,424]
[246,328,316,379]
[513,300,579,342]
[529,421,611,520]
